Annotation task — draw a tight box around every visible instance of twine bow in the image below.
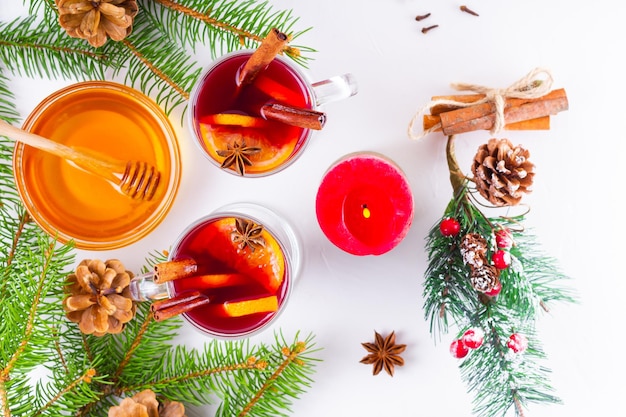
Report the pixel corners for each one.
[408,67,554,140]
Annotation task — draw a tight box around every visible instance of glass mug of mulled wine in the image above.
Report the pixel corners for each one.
[187,50,358,177]
[129,203,302,339]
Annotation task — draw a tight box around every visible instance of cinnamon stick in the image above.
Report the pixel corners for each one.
[423,114,551,131]
[429,88,567,115]
[153,258,198,284]
[238,28,290,87]
[151,291,211,322]
[424,89,568,135]
[261,103,326,130]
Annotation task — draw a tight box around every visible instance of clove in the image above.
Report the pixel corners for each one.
[415,13,431,21]
[421,24,439,34]
[460,5,479,16]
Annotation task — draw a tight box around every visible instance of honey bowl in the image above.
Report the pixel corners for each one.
[13,81,181,250]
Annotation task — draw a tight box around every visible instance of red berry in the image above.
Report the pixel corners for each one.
[495,229,514,249]
[461,328,484,349]
[450,339,469,358]
[507,333,528,353]
[440,218,461,237]
[485,280,502,297]
[492,250,511,269]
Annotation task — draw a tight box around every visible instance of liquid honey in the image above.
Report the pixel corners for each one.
[14,82,180,249]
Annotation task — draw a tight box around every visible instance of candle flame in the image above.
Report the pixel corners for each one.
[362,205,371,219]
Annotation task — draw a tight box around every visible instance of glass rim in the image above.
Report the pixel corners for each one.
[167,202,301,339]
[186,49,316,178]
[13,80,182,250]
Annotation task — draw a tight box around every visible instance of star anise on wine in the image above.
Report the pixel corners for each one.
[360,331,406,376]
[231,218,266,252]
[216,140,261,176]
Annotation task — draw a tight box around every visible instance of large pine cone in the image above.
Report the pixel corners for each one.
[56,0,139,47]
[469,264,500,293]
[471,138,535,206]
[63,259,136,336]
[108,389,186,417]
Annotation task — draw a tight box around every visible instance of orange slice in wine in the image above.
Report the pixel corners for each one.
[198,124,296,175]
[210,295,279,317]
[198,113,270,128]
[254,74,302,104]
[202,218,285,293]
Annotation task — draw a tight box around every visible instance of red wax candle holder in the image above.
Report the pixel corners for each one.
[315,152,414,256]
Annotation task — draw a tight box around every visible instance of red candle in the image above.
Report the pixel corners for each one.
[315,152,414,255]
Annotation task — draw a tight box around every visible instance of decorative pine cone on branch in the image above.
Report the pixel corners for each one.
[56,0,139,47]
[63,259,136,336]
[469,264,500,293]
[471,138,535,206]
[108,389,187,417]
[460,233,488,269]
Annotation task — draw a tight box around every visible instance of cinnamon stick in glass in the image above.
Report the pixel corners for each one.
[238,28,290,87]
[154,259,198,284]
[261,103,327,130]
[151,291,211,322]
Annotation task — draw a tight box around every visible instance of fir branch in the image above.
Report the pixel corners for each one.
[143,0,314,64]
[0,73,19,124]
[424,149,576,416]
[2,2,321,415]
[0,16,113,81]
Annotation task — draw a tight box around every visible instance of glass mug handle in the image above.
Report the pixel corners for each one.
[312,73,358,107]
[128,271,169,302]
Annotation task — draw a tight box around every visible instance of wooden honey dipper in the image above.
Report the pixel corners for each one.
[0,119,161,201]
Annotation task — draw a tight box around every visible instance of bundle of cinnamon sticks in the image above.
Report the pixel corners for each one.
[422,88,568,135]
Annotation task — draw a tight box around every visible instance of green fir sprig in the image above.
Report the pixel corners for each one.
[423,135,576,417]
[0,0,314,116]
[1,1,320,415]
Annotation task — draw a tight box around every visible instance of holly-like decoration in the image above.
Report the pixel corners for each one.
[449,339,469,359]
[495,228,514,249]
[439,217,461,236]
[507,333,529,354]
[461,328,484,349]
[492,249,511,270]
[422,134,575,417]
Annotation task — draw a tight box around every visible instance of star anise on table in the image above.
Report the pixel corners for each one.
[232,218,266,252]
[216,140,261,176]
[360,331,406,376]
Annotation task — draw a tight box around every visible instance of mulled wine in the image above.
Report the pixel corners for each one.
[189,51,314,176]
[167,205,298,338]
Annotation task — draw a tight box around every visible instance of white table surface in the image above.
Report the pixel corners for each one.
[3,1,625,416]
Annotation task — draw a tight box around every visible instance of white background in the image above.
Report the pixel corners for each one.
[3,0,625,416]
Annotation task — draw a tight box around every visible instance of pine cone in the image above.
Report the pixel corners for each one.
[471,138,535,206]
[460,233,488,269]
[469,264,500,293]
[108,389,187,417]
[56,0,139,47]
[63,259,136,336]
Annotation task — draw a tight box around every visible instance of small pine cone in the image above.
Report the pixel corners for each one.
[56,0,139,48]
[470,264,500,293]
[460,233,488,269]
[471,138,535,206]
[108,389,187,417]
[63,259,136,337]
